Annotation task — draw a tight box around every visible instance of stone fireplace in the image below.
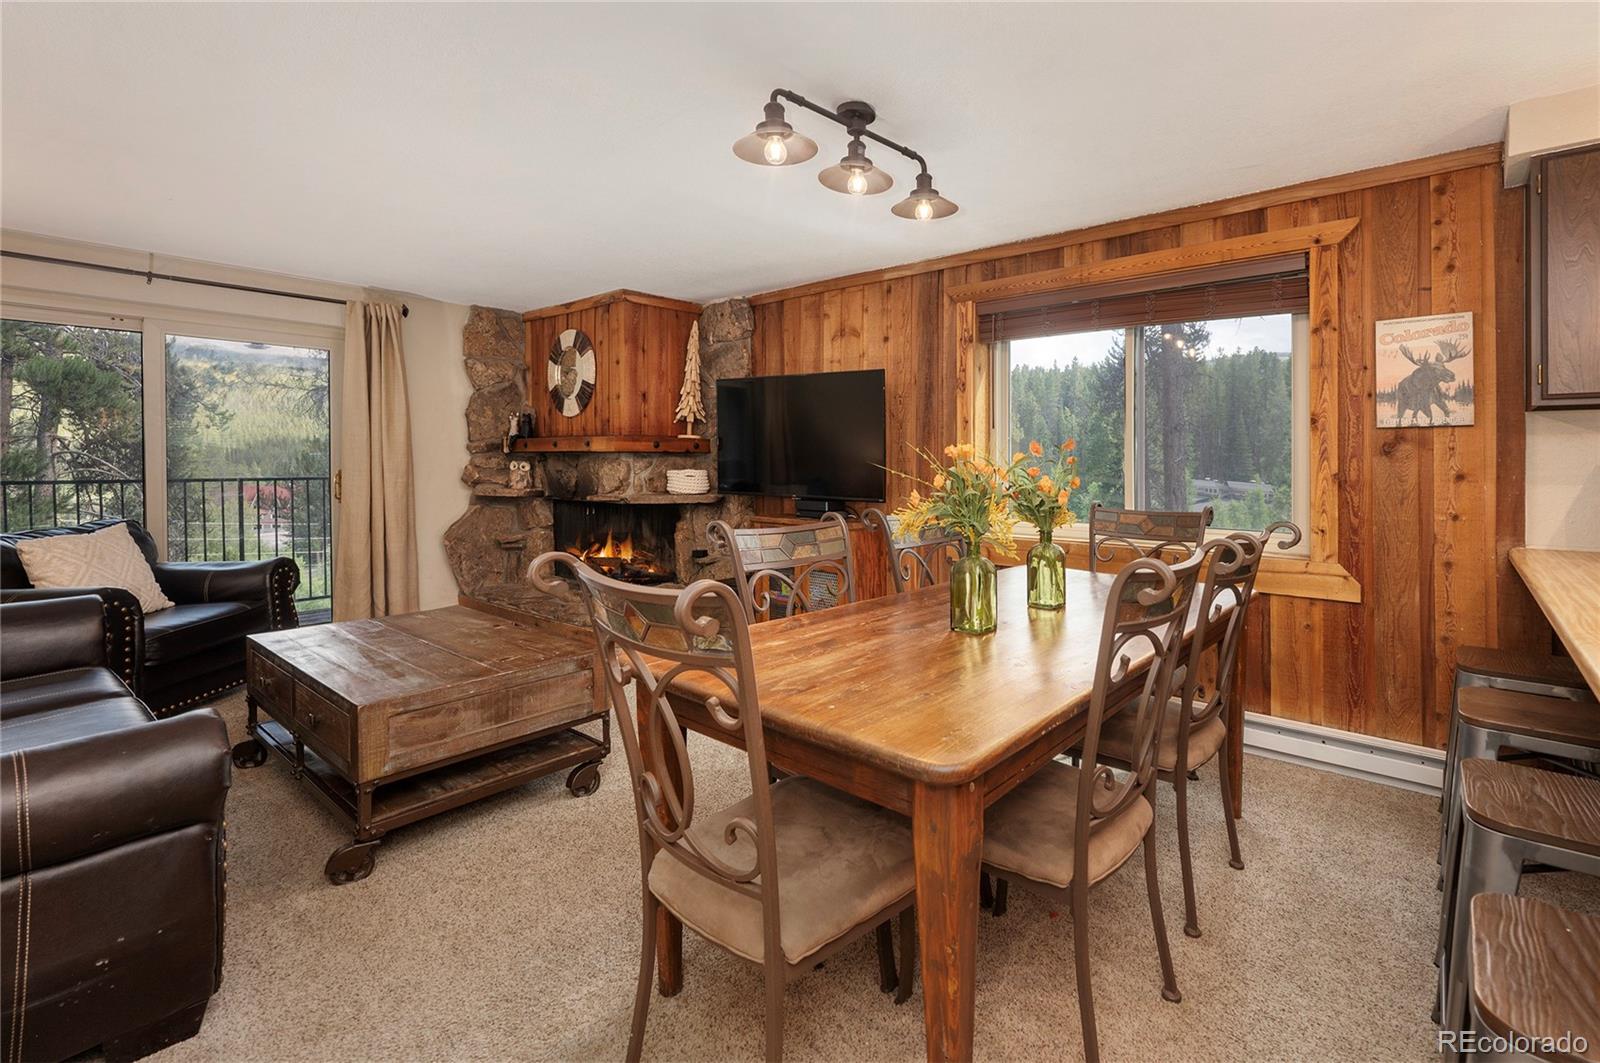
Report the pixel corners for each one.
[444,299,755,626]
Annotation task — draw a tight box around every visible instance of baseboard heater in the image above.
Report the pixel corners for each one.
[1241,712,1445,795]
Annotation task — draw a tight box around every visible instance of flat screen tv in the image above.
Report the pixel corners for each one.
[716,369,886,511]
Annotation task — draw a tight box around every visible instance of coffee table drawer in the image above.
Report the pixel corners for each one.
[248,651,294,720]
[295,683,353,772]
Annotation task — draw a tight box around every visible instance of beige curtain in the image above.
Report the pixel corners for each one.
[334,301,419,620]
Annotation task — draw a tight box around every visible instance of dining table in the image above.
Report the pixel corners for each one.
[1509,546,1600,695]
[642,563,1240,1061]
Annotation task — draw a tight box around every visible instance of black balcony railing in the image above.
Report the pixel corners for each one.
[1,476,332,618]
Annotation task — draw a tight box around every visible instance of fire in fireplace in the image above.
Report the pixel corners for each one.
[553,500,677,585]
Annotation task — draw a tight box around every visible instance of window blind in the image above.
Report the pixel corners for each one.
[978,253,1310,344]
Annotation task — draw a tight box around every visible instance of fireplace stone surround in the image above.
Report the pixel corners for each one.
[443,299,756,626]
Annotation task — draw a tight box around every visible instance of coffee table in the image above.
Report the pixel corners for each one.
[230,604,607,883]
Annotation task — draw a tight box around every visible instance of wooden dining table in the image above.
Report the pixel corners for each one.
[644,564,1238,1061]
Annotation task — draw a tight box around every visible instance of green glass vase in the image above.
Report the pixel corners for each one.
[950,542,998,635]
[1027,529,1066,610]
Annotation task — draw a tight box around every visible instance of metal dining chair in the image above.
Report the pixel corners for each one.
[529,552,915,1063]
[708,513,857,622]
[861,508,962,592]
[979,549,1204,1063]
[1094,521,1301,938]
[1086,502,1213,572]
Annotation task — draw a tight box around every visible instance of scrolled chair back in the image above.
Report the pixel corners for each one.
[1076,549,1205,847]
[861,508,963,592]
[708,512,857,622]
[1174,519,1302,734]
[528,552,782,914]
[1087,502,1214,572]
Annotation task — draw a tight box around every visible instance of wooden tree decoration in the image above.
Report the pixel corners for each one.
[675,320,706,437]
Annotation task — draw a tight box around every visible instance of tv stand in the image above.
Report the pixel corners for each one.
[794,498,851,519]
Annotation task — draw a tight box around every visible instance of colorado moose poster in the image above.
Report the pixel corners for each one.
[1375,312,1475,428]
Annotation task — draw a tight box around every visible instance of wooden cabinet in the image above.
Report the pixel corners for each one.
[1529,144,1600,409]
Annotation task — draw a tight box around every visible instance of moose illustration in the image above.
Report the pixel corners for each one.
[1393,339,1470,426]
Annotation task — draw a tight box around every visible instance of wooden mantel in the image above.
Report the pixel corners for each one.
[524,289,702,442]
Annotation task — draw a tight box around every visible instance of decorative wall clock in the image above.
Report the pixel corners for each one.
[547,328,597,417]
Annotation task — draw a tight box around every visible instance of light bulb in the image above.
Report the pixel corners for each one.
[914,197,934,221]
[846,169,869,196]
[762,135,788,165]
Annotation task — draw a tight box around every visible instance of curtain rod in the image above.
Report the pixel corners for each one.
[0,249,407,317]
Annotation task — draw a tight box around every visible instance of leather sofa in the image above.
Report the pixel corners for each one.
[0,595,231,1061]
[1,517,300,715]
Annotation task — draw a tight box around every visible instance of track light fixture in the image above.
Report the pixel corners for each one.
[732,90,958,221]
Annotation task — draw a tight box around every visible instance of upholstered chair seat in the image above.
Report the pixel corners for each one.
[1096,698,1228,775]
[982,762,1154,891]
[648,777,915,966]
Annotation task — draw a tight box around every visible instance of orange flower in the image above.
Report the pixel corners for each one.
[1011,451,1025,464]
[1039,475,1055,493]
[932,472,946,490]
[1064,437,1077,450]
[973,458,991,475]
[908,489,922,505]
[1066,454,1077,465]
[1057,489,1070,507]
[961,443,975,458]
[1070,476,1081,489]
[1027,466,1041,478]
[1028,440,1044,457]
[943,444,958,459]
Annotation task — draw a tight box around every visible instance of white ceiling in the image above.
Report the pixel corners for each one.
[3,3,1597,310]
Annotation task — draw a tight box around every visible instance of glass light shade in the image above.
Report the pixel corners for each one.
[818,161,893,196]
[732,126,818,166]
[892,173,959,219]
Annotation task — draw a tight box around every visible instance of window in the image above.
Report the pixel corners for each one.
[1,310,336,620]
[991,281,1309,537]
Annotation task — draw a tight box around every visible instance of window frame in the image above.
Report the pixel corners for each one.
[949,218,1362,604]
[990,313,1311,552]
[0,294,341,559]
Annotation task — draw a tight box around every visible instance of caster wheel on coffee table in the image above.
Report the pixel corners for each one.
[325,839,380,884]
[566,760,602,798]
[231,737,268,768]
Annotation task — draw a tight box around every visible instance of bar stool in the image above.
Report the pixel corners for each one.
[1439,759,1600,1039]
[1438,687,1600,911]
[1438,647,1594,864]
[1451,893,1600,1063]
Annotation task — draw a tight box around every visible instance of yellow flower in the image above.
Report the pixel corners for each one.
[1027,466,1040,478]
[1011,451,1025,464]
[932,472,946,490]
[1057,490,1070,507]
[1039,475,1055,493]
[1070,476,1081,489]
[943,444,958,459]
[1028,440,1044,457]
[908,489,922,505]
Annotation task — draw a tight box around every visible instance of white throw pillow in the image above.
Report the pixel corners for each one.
[15,522,175,613]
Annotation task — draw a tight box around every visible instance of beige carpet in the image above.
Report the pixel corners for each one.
[152,692,1600,1063]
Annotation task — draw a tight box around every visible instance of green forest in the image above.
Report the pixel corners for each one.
[1,320,332,603]
[1008,322,1293,530]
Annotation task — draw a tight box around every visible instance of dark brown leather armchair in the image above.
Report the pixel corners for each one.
[1,595,231,1061]
[0,517,300,714]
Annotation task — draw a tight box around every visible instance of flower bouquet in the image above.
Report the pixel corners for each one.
[888,442,1019,634]
[1008,439,1081,609]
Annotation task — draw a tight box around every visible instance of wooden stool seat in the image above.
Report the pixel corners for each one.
[1470,894,1600,1062]
[1456,687,1600,748]
[1458,759,1600,858]
[1456,646,1588,691]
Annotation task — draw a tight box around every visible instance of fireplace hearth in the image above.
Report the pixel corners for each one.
[554,500,676,585]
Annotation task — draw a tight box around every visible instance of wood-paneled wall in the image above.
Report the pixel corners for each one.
[747,147,1549,747]
[524,290,700,438]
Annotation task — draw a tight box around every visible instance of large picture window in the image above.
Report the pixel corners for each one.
[988,264,1310,536]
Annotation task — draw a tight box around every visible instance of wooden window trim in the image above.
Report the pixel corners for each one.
[947,219,1362,604]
